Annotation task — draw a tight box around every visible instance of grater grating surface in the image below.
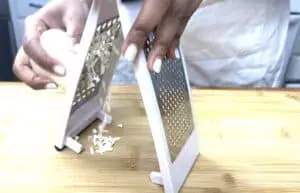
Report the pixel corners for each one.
[144,33,194,162]
[70,16,121,114]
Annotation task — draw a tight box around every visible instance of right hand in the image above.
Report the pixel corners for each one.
[13,0,91,89]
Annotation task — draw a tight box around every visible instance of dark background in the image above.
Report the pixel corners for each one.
[0,0,15,81]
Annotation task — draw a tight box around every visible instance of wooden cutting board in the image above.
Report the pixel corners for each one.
[1,83,300,193]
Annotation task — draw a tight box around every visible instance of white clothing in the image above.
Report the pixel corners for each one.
[181,0,290,87]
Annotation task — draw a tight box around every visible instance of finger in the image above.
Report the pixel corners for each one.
[168,17,190,59]
[23,15,66,77]
[166,0,201,59]
[158,0,202,61]
[148,2,189,73]
[167,39,179,60]
[13,47,55,90]
[63,6,88,44]
[122,0,171,62]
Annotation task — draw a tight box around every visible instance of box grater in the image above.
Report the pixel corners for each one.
[117,1,200,192]
[41,0,123,153]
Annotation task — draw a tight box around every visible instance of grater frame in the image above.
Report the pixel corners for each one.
[117,1,200,193]
[57,0,123,153]
[32,0,123,153]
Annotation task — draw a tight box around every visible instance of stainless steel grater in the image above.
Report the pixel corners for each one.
[117,1,200,193]
[53,0,123,153]
[144,33,195,162]
[70,16,121,114]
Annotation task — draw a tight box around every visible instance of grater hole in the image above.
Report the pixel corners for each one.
[108,21,112,28]
[145,40,195,162]
[102,23,107,30]
[70,16,121,114]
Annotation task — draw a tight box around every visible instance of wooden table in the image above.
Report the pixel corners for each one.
[1,83,300,193]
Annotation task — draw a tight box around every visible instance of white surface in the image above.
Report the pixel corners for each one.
[117,1,199,192]
[181,0,290,87]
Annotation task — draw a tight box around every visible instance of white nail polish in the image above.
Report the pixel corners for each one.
[45,83,57,89]
[53,65,66,76]
[153,58,162,73]
[124,44,138,63]
[175,49,180,59]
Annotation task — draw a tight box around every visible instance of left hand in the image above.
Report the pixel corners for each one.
[12,0,90,90]
[122,0,202,73]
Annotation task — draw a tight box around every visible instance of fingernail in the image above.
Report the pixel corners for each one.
[45,83,57,89]
[175,49,180,59]
[124,44,138,63]
[153,58,162,73]
[53,65,66,76]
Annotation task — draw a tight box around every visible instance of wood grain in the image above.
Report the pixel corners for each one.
[1,83,300,193]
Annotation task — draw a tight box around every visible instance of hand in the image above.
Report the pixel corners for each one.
[121,0,202,73]
[13,0,91,89]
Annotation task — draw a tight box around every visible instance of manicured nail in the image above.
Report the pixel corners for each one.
[153,58,162,73]
[53,65,66,76]
[175,49,180,59]
[45,83,57,89]
[124,44,138,63]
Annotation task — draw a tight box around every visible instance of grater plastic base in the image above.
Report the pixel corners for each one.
[55,93,112,154]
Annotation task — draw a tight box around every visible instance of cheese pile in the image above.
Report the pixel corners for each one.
[88,121,122,155]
